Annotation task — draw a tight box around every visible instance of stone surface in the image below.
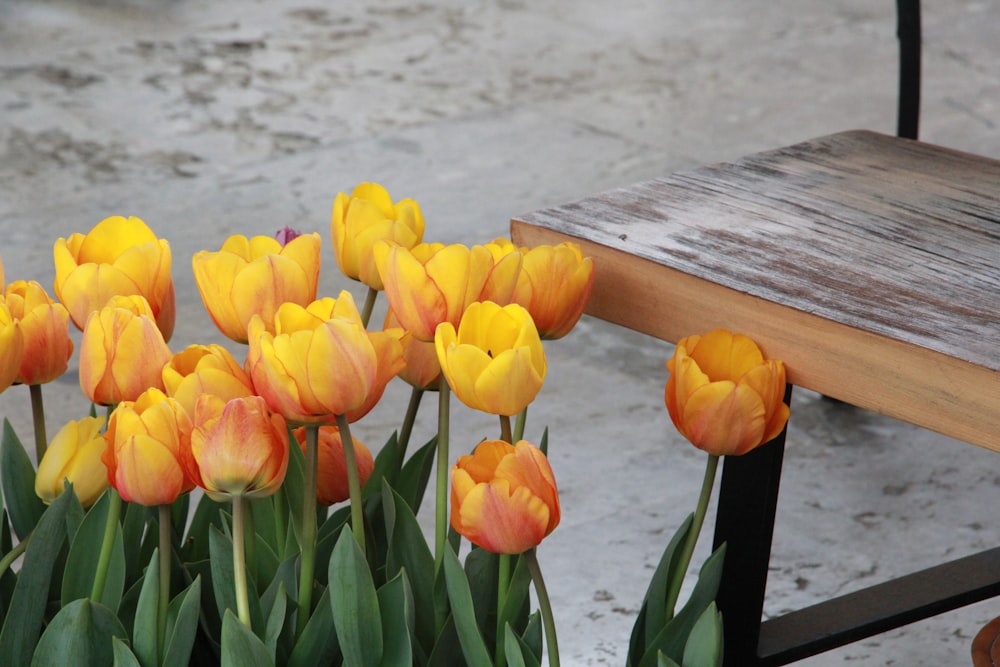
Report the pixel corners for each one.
[2,0,1000,664]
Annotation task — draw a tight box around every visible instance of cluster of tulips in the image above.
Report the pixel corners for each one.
[0,181,789,667]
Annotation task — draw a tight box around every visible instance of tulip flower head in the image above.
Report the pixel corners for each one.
[191,232,321,343]
[435,301,546,416]
[665,329,790,456]
[162,344,255,419]
[79,295,172,406]
[292,425,374,505]
[3,280,74,386]
[102,388,194,506]
[385,308,441,391]
[331,182,425,290]
[35,415,110,508]
[451,439,560,555]
[188,395,289,501]
[54,215,176,341]
[0,299,24,394]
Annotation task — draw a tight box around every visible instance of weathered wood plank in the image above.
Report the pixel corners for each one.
[510,130,1000,452]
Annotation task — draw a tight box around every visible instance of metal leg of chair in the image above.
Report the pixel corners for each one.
[896,0,921,139]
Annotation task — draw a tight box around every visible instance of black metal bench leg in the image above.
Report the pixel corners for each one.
[896,0,921,139]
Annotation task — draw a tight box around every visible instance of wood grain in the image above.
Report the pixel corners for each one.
[510,130,1000,452]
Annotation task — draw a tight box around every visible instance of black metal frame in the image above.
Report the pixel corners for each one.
[896,0,921,139]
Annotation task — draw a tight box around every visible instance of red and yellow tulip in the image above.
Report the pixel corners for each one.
[3,280,74,386]
[292,425,374,505]
[162,344,255,419]
[0,300,23,394]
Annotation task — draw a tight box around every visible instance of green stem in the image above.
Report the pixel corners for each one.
[232,495,252,627]
[360,286,379,329]
[499,415,512,444]
[91,489,122,602]
[296,424,320,638]
[495,553,512,667]
[158,505,172,657]
[524,548,559,667]
[272,485,288,556]
[513,406,528,443]
[664,453,720,616]
[29,384,47,462]
[335,413,366,556]
[398,387,424,461]
[434,382,451,577]
[0,534,29,578]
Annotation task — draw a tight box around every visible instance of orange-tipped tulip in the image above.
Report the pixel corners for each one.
[188,395,288,501]
[4,280,74,386]
[163,344,255,419]
[192,232,321,343]
[435,301,546,416]
[385,308,441,391]
[247,292,402,423]
[487,238,594,340]
[54,215,175,340]
[451,439,560,555]
[79,296,172,406]
[665,329,790,456]
[102,388,194,506]
[374,242,521,342]
[331,182,425,290]
[35,416,110,508]
[292,425,374,505]
[0,300,24,394]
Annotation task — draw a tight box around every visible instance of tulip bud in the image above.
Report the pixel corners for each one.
[35,416,109,508]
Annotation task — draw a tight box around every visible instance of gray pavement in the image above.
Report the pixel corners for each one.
[2,1,1000,664]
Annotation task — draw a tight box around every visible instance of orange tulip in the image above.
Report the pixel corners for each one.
[102,388,194,506]
[247,292,403,423]
[331,182,425,290]
[0,300,24,394]
[54,215,175,340]
[79,295,172,406]
[374,242,521,342]
[35,416,109,508]
[191,232,321,343]
[385,308,441,391]
[665,329,789,456]
[162,344,255,418]
[292,425,374,505]
[451,439,560,555]
[188,395,288,501]
[3,280,74,386]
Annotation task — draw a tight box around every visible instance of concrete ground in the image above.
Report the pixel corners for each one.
[2,0,1000,664]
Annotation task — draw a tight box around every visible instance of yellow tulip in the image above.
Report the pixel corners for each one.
[3,280,74,386]
[54,215,175,341]
[247,292,402,423]
[79,295,172,406]
[451,439,560,555]
[331,182,424,290]
[0,300,24,394]
[665,329,790,456]
[191,232,321,343]
[188,395,288,501]
[292,425,374,506]
[162,344,255,419]
[375,242,521,342]
[35,416,110,508]
[435,301,546,416]
[102,388,194,506]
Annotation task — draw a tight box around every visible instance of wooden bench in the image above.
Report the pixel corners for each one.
[510,129,1000,665]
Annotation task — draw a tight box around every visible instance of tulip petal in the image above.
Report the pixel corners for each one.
[473,347,543,416]
[77,216,158,264]
[113,434,187,506]
[682,381,767,455]
[689,329,765,382]
[456,480,550,555]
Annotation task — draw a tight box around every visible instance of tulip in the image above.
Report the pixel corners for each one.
[247,292,402,423]
[79,296,172,406]
[487,238,594,340]
[386,308,441,391]
[331,182,425,290]
[292,425,373,505]
[451,439,560,555]
[102,388,194,506]
[35,416,109,508]
[665,328,789,456]
[192,232,321,343]
[435,301,546,416]
[374,242,521,342]
[162,344,255,419]
[188,395,288,501]
[3,280,74,386]
[0,300,23,394]
[54,215,175,340]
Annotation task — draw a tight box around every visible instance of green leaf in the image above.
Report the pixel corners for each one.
[263,581,286,660]
[287,587,340,667]
[31,598,127,666]
[209,523,264,634]
[221,610,274,667]
[377,571,413,667]
[503,623,541,667]
[181,493,225,564]
[62,490,126,611]
[425,614,462,667]
[1,418,46,540]
[521,611,543,663]
[464,547,498,642]
[658,651,682,667]
[681,603,723,667]
[121,500,147,584]
[382,484,435,652]
[133,548,161,667]
[112,637,143,667]
[329,527,382,667]
[500,554,532,636]
[394,436,437,514]
[0,488,73,664]
[163,576,203,667]
[362,432,401,501]
[283,429,307,548]
[442,546,492,667]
